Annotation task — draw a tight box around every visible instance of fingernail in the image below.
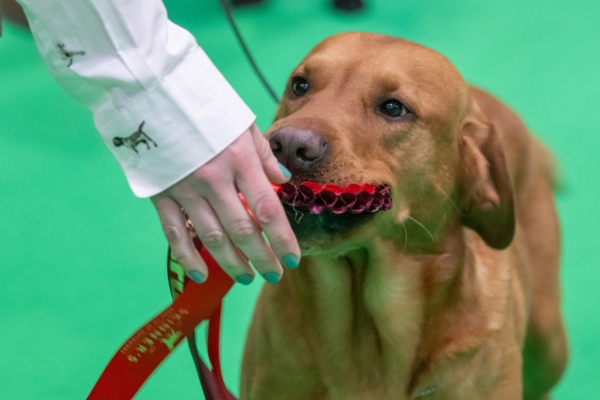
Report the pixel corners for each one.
[263,272,281,284]
[282,254,300,269]
[188,270,206,284]
[236,274,254,286]
[278,163,292,179]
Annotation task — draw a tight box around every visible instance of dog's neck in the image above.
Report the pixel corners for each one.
[273,224,509,397]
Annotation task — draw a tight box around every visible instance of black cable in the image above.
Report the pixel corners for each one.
[187,332,214,399]
[217,0,280,104]
[0,0,4,37]
[186,3,280,394]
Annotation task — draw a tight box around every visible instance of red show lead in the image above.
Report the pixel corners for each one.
[88,245,233,399]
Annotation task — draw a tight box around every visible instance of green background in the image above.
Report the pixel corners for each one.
[1,0,598,398]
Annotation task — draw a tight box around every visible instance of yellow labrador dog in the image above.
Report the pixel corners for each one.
[241,33,567,400]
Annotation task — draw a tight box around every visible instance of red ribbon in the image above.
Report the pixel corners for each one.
[275,182,392,215]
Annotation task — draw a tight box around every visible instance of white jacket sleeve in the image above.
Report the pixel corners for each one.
[17,0,256,197]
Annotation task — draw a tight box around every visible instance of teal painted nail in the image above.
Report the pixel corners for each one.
[278,163,292,179]
[263,272,281,284]
[188,270,206,284]
[282,254,300,269]
[236,274,254,286]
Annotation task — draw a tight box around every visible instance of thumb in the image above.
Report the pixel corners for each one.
[250,124,292,184]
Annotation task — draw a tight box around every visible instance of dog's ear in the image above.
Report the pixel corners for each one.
[458,113,515,250]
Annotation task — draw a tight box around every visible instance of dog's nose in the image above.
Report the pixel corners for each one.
[269,127,328,175]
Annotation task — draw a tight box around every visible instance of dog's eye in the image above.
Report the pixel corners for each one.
[378,99,410,118]
[291,77,309,97]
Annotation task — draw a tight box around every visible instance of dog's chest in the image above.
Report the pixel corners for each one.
[303,252,426,397]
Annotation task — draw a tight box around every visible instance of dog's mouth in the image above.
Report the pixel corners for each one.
[275,182,392,214]
[273,181,392,237]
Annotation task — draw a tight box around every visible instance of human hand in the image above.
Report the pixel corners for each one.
[151,123,300,285]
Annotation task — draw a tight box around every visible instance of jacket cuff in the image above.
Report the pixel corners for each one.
[93,48,256,197]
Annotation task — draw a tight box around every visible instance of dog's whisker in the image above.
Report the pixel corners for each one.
[294,209,305,224]
[291,193,305,224]
[408,216,436,242]
[372,178,385,187]
[433,183,460,213]
[402,222,408,253]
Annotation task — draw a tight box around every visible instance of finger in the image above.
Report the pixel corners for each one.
[250,124,292,184]
[204,183,284,284]
[235,154,301,272]
[151,195,208,284]
[180,194,256,286]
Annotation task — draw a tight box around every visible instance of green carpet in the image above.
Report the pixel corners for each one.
[1,0,598,398]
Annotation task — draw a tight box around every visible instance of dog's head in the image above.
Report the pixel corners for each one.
[113,137,124,147]
[267,33,514,254]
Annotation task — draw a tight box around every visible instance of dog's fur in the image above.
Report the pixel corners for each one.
[242,33,567,400]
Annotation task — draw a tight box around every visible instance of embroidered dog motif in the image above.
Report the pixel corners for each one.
[113,121,158,154]
[57,43,85,67]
